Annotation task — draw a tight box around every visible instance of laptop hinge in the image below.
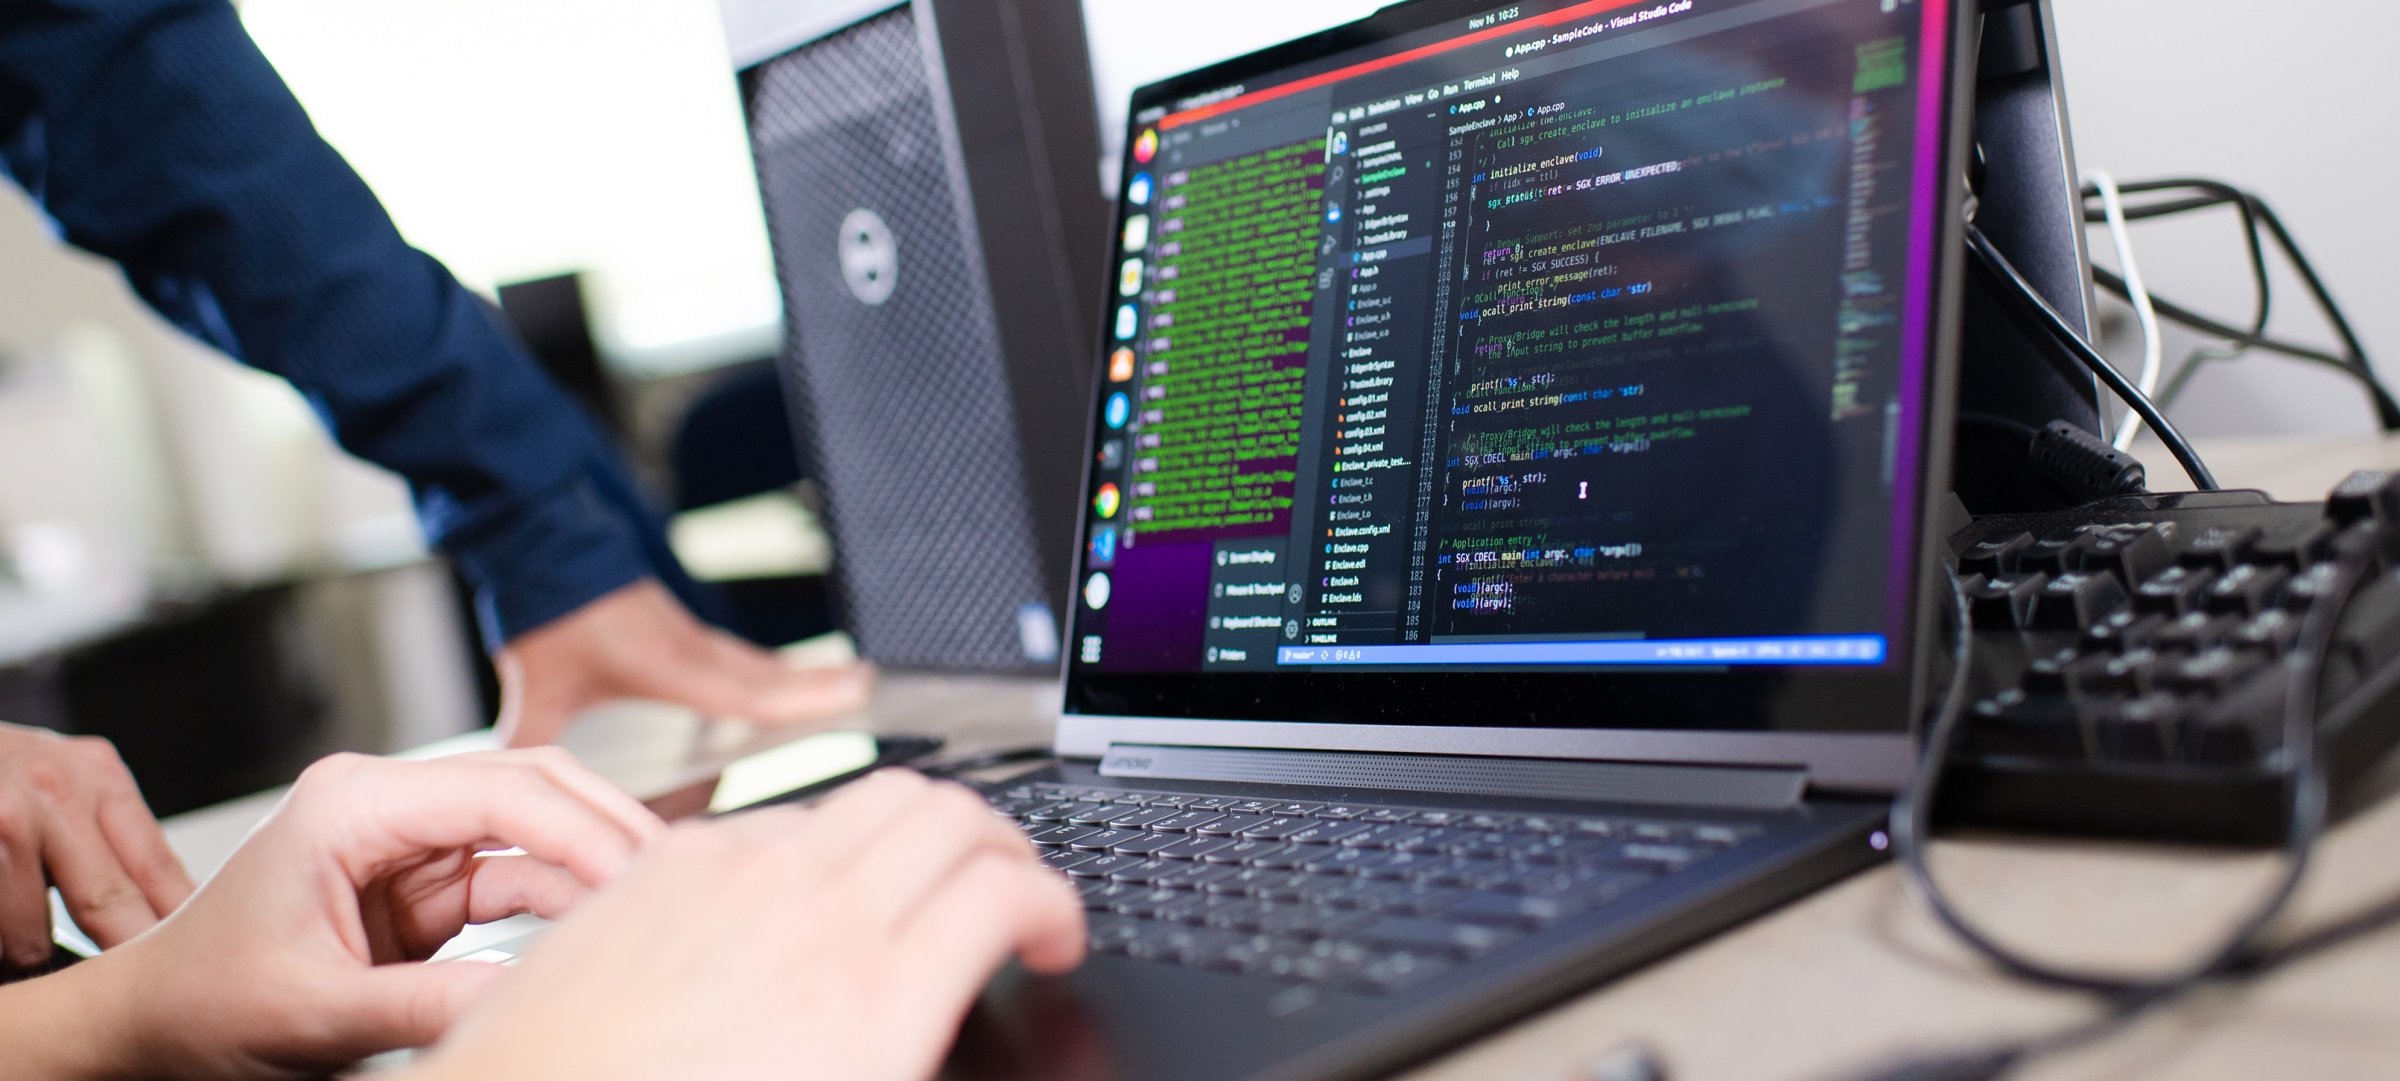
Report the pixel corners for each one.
[1097,744,1807,811]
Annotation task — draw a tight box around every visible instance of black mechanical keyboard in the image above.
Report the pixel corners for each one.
[1942,471,2400,842]
[983,781,1763,994]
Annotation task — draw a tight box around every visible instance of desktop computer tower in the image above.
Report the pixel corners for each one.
[723,0,1105,671]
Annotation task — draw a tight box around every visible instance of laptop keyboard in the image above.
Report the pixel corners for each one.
[987,781,1762,994]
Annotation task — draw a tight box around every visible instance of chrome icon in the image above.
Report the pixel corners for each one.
[1093,482,1122,519]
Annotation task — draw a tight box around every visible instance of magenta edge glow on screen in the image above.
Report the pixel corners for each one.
[1882,0,1952,644]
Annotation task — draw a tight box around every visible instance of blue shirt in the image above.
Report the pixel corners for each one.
[0,0,714,643]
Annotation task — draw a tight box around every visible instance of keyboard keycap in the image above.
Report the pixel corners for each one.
[1298,846,1398,877]
[1063,803,1125,826]
[1066,854,1144,878]
[2084,610,2167,654]
[1042,848,1100,873]
[1153,835,1237,861]
[1958,533,2033,577]
[1027,825,1101,848]
[1967,573,2047,630]
[1344,824,1431,849]
[2073,528,2173,585]
[1194,814,1269,837]
[2248,522,2337,570]
[1068,829,1146,851]
[1104,806,1182,829]
[2228,610,2300,658]
[2203,564,2290,617]
[2030,572,2131,631]
[1020,801,1083,823]
[2326,470,2400,524]
[1149,811,1225,833]
[1107,833,1183,857]
[2133,566,2214,617]
[2153,612,2238,655]
[2017,533,2084,576]
[1200,840,1292,865]
[2158,649,2266,697]
[1246,844,1330,871]
[1234,816,1314,841]
[2177,525,2261,571]
[1283,819,1375,845]
[1105,860,1188,886]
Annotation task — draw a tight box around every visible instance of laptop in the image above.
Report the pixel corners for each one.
[463,0,1970,1075]
[946,0,1973,1077]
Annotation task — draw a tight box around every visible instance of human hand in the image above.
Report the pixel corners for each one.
[495,579,874,748]
[0,722,190,965]
[410,769,1085,1081]
[40,749,661,1080]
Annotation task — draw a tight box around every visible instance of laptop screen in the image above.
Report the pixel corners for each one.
[1065,0,1966,734]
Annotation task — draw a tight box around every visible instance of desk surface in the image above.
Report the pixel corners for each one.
[159,434,2400,1081]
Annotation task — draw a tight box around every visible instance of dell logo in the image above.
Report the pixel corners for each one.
[836,207,898,305]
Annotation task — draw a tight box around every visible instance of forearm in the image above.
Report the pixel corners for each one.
[0,959,146,1081]
[0,0,690,642]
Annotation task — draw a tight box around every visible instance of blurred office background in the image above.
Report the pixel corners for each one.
[0,0,2390,812]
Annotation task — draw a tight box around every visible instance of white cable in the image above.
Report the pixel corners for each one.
[2088,168,2163,451]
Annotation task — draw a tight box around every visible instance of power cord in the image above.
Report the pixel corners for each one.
[2080,178,2400,430]
[2083,170,2163,452]
[1965,223,2218,492]
[1833,552,2373,1081]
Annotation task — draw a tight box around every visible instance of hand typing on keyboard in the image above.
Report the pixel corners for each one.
[410,769,1085,1081]
[0,749,664,1080]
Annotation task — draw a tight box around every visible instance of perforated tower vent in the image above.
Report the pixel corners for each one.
[742,6,1055,671]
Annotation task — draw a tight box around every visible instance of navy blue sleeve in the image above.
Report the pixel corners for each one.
[0,0,716,643]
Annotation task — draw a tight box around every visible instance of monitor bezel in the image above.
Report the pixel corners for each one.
[1054,0,1977,792]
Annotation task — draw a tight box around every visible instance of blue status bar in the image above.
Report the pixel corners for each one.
[1276,635,1889,668]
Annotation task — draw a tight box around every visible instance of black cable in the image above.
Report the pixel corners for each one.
[1838,553,2373,1081]
[1965,224,2218,492]
[2083,182,2274,411]
[2079,179,2400,429]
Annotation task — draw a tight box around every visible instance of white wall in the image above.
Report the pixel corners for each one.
[2051,0,2400,439]
[240,0,783,376]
